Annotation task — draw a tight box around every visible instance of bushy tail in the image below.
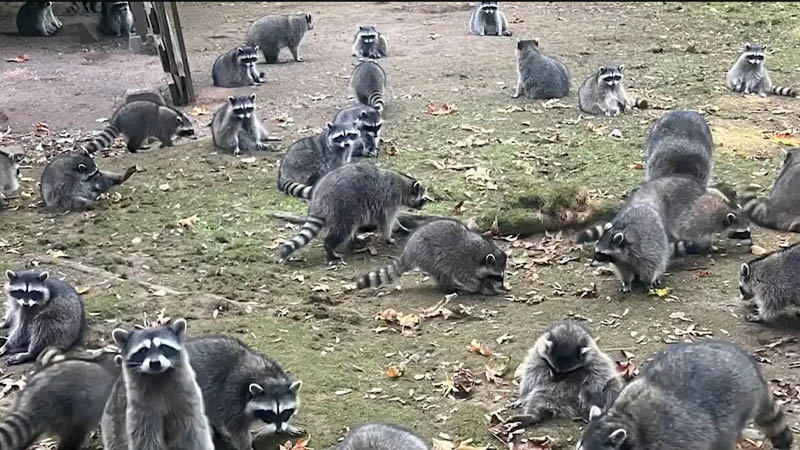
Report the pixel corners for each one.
[771,85,797,98]
[279,216,325,261]
[0,412,40,450]
[742,196,776,229]
[279,180,313,199]
[368,91,385,112]
[575,222,610,244]
[84,124,121,155]
[357,258,406,289]
[754,393,793,449]
[633,98,648,109]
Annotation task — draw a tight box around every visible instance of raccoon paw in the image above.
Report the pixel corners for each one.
[502,30,513,36]
[286,425,307,437]
[385,237,397,245]
[6,352,33,366]
[759,92,768,98]
[745,313,764,323]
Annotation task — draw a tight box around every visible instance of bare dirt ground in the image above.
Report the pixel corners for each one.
[1,2,800,450]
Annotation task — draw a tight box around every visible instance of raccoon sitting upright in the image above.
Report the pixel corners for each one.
[577,341,794,450]
[350,59,388,112]
[579,65,647,116]
[212,94,274,155]
[337,423,429,450]
[357,219,507,295]
[186,335,304,450]
[40,152,136,211]
[279,163,427,263]
[468,2,512,36]
[0,151,21,199]
[277,121,359,199]
[84,100,195,154]
[352,25,388,59]
[726,43,797,98]
[102,318,215,450]
[512,39,569,100]
[98,1,133,37]
[1,269,85,366]
[505,321,622,430]
[742,148,800,232]
[332,104,382,157]
[246,13,314,63]
[16,1,61,37]
[645,110,714,186]
[212,45,265,87]
[739,243,800,323]
[0,347,119,450]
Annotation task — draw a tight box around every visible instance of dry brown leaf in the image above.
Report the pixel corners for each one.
[177,214,199,228]
[513,437,552,450]
[750,245,768,256]
[6,54,30,63]
[190,105,210,116]
[386,366,404,378]
[427,102,455,116]
[467,339,493,357]
[279,435,311,450]
[771,131,800,147]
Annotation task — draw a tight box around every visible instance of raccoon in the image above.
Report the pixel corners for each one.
[123,90,167,107]
[84,100,195,154]
[350,59,388,113]
[512,39,570,100]
[212,94,274,155]
[742,148,800,232]
[578,65,647,116]
[352,25,388,59]
[739,243,800,323]
[64,1,101,14]
[0,347,120,450]
[669,187,752,255]
[40,152,136,211]
[98,1,133,37]
[278,163,427,263]
[185,335,303,450]
[16,1,61,37]
[277,121,359,199]
[468,2,512,36]
[505,321,623,430]
[645,110,714,186]
[101,318,215,450]
[1,269,85,366]
[576,341,794,450]
[245,13,314,63]
[356,219,507,295]
[337,423,429,450]
[726,43,797,98]
[212,45,265,87]
[0,150,21,199]
[332,104,382,157]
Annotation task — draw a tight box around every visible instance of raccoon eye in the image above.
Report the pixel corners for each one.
[129,348,147,364]
[77,164,87,172]
[160,346,179,359]
[9,289,26,298]
[29,291,44,301]
[281,408,296,421]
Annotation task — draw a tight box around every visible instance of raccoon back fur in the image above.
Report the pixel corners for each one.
[739,242,800,323]
[512,39,569,99]
[577,341,793,450]
[727,43,797,98]
[646,109,714,186]
[278,163,427,263]
[332,105,382,157]
[337,423,429,450]
[356,219,507,295]
[350,59,387,112]
[0,150,21,198]
[578,65,647,116]
[16,1,61,37]
[40,152,136,211]
[246,13,314,63]
[352,25,388,59]
[742,148,800,232]
[212,45,265,87]
[468,2,512,36]
[98,1,132,37]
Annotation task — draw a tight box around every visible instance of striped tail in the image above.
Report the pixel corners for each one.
[742,196,776,229]
[575,222,612,244]
[357,258,405,289]
[771,85,797,98]
[84,124,121,155]
[368,91,385,112]
[754,395,793,450]
[0,412,40,450]
[279,180,313,199]
[279,216,325,261]
[633,98,648,109]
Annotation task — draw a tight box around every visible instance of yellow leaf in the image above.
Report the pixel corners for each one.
[387,366,404,378]
[77,286,90,295]
[771,132,800,147]
[648,287,672,298]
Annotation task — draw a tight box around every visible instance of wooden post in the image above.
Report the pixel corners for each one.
[150,2,195,106]
[170,2,195,103]
[128,2,157,54]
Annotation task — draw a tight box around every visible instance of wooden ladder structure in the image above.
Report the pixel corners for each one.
[128,2,195,106]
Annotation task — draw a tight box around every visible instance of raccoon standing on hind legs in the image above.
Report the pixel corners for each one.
[469,2,512,36]
[16,2,62,37]
[98,1,133,38]
[578,65,648,116]
[727,43,798,97]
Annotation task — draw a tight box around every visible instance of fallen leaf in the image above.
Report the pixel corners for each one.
[46,249,68,258]
[496,333,514,344]
[513,437,552,450]
[770,131,800,147]
[177,214,199,228]
[750,245,768,256]
[334,389,352,396]
[240,156,257,164]
[427,102,454,116]
[467,339,493,357]
[311,283,330,293]
[279,436,310,450]
[609,128,623,139]
[6,54,30,63]
[386,366,404,378]
[158,183,170,192]
[189,105,209,116]
[648,287,672,298]
[452,368,476,398]
[151,289,167,297]
[77,286,90,295]
[429,33,442,40]
[131,237,142,245]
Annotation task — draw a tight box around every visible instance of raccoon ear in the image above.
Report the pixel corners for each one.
[37,271,49,282]
[745,43,752,51]
[725,212,736,225]
[618,64,625,72]
[589,405,602,421]
[228,96,236,105]
[5,270,17,282]
[249,383,264,397]
[11,153,24,163]
[608,429,627,446]
[249,93,256,101]
[485,253,496,265]
[580,346,591,356]
[603,222,613,231]
[305,13,312,23]
[412,181,422,195]
[170,318,187,337]
[112,328,130,346]
[532,38,539,47]
[253,45,259,52]
[77,163,88,173]
[236,47,244,54]
[612,232,624,245]
[359,25,365,31]
[175,116,183,125]
[359,110,369,119]
[740,263,750,278]
[599,66,606,73]
[289,380,302,393]
[326,122,336,131]
[762,44,767,51]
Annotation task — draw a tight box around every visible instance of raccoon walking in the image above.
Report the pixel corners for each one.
[739,243,800,323]
[578,65,647,116]
[577,341,794,450]
[512,39,570,100]
[727,43,797,98]
[40,152,136,211]
[352,25,388,59]
[101,318,215,450]
[350,59,388,112]
[246,13,314,63]
[645,110,714,186]
[357,219,507,295]
[0,150,21,199]
[279,163,427,263]
[742,148,800,232]
[0,347,120,450]
[332,105,382,157]
[212,45,265,87]
[468,2,512,36]
[505,321,623,430]
[1,269,85,366]
[212,94,275,155]
[186,335,304,450]
[98,1,133,37]
[337,423,429,450]
[83,100,195,154]
[16,1,61,37]
[277,121,359,199]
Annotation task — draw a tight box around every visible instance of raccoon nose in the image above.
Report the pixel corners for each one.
[149,359,162,371]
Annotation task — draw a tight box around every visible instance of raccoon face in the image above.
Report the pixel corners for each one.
[72,156,100,182]
[594,229,626,265]
[112,318,187,375]
[325,122,360,153]
[175,113,195,137]
[724,209,751,243]
[4,270,51,308]
[537,332,591,382]
[480,2,498,14]
[399,174,427,210]
[478,248,508,295]
[0,151,21,196]
[357,26,378,44]
[598,65,624,87]
[356,109,383,138]
[229,94,256,120]
[744,43,766,65]
[738,262,756,300]
[577,413,628,450]
[247,380,302,434]
[236,46,259,68]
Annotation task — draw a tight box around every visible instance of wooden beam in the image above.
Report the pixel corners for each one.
[170,2,195,103]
